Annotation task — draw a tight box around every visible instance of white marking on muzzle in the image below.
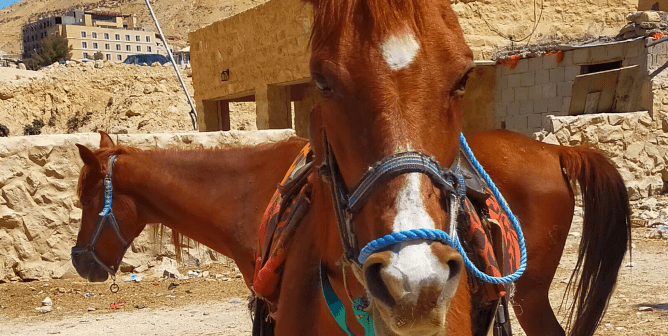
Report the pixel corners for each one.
[381,33,420,71]
[385,173,448,300]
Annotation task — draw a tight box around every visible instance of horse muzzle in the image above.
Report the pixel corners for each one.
[362,241,463,335]
[71,249,110,282]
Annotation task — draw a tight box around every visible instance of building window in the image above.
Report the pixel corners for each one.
[117,55,122,61]
[145,36,150,42]
[106,54,111,60]
[105,43,110,50]
[115,34,120,40]
[83,52,89,59]
[126,45,131,51]
[92,32,97,39]
[116,44,121,51]
[104,33,109,40]
[92,42,98,49]
[82,42,88,49]
[136,35,140,42]
[136,46,141,52]
[81,31,86,38]
[147,46,152,53]
[125,35,130,41]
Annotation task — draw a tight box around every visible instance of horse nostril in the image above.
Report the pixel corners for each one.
[364,262,396,307]
[447,258,461,280]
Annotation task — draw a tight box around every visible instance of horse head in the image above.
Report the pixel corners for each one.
[72,131,143,282]
[306,0,474,334]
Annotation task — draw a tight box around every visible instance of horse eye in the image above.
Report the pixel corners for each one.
[313,74,333,96]
[453,71,470,96]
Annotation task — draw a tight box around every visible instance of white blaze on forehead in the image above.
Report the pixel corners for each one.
[384,173,448,298]
[381,33,420,71]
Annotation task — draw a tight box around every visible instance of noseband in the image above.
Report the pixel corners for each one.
[322,133,527,284]
[71,155,130,277]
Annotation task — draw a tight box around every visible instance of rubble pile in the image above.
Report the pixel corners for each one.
[619,11,668,40]
[0,60,257,137]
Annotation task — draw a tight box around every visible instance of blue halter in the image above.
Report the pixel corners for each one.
[71,155,130,276]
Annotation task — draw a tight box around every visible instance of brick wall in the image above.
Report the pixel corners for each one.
[494,38,649,136]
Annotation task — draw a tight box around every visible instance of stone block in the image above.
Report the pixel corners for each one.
[564,66,581,81]
[521,71,535,87]
[508,74,522,88]
[543,83,558,98]
[548,96,562,112]
[590,46,608,63]
[507,101,521,116]
[514,87,528,101]
[597,125,624,143]
[535,69,550,84]
[562,97,572,114]
[607,43,624,60]
[529,57,543,72]
[2,183,36,212]
[520,100,534,115]
[498,76,508,90]
[562,51,573,66]
[543,54,558,69]
[534,98,548,113]
[495,104,507,117]
[508,115,528,129]
[529,85,542,100]
[573,48,588,64]
[528,113,544,128]
[501,88,514,103]
[557,81,574,97]
[550,68,565,83]
[514,59,529,73]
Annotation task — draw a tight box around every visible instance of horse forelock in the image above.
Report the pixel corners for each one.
[77,146,140,199]
[308,0,427,50]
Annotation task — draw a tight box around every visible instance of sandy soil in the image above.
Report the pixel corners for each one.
[0,68,44,83]
[0,225,666,335]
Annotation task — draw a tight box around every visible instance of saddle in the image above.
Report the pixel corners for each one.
[249,144,521,335]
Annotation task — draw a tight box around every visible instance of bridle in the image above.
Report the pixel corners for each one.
[71,155,130,289]
[320,132,468,268]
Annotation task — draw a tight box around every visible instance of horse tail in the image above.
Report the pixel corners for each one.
[559,146,631,336]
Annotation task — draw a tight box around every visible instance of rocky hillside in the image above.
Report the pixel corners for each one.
[0,60,256,136]
[0,0,268,55]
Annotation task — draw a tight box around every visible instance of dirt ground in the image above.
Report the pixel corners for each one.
[0,226,666,335]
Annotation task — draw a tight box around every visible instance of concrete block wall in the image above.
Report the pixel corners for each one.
[494,39,648,136]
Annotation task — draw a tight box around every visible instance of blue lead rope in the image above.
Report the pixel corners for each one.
[358,134,527,285]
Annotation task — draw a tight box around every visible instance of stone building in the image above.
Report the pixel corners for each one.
[189,0,642,137]
[22,10,157,61]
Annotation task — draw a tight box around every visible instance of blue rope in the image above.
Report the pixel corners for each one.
[358,134,527,285]
[99,155,116,216]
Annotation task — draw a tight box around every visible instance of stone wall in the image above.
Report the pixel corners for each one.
[495,38,650,136]
[0,129,295,282]
[538,112,666,200]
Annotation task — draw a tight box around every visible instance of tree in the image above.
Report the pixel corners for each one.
[93,51,104,60]
[25,33,73,70]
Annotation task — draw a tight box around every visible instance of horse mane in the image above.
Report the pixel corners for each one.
[77,145,142,199]
[307,0,426,49]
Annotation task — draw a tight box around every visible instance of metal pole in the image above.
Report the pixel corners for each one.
[143,0,198,131]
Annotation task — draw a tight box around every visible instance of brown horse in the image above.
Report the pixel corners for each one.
[267,0,629,336]
[72,131,307,287]
[73,131,627,336]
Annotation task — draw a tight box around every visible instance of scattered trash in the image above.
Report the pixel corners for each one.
[235,274,242,279]
[185,289,192,294]
[187,270,202,278]
[123,274,143,282]
[202,271,209,278]
[35,297,53,313]
[228,298,242,304]
[109,302,124,310]
[163,269,187,280]
[58,288,66,293]
[638,306,654,312]
[134,304,146,309]
[87,307,96,312]
[165,295,176,298]
[153,282,159,286]
[167,283,180,290]
[84,293,95,298]
[43,283,49,287]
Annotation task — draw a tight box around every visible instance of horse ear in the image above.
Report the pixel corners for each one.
[76,144,102,175]
[99,131,115,148]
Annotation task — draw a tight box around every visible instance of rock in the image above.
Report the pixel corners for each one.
[126,103,143,117]
[42,297,52,306]
[119,258,143,273]
[134,264,149,273]
[35,305,52,313]
[0,210,23,229]
[639,198,658,210]
[647,228,662,239]
[542,133,559,145]
[18,63,26,70]
[2,182,36,211]
[638,306,653,312]
[94,60,104,69]
[151,62,161,67]
[202,270,209,278]
[625,143,644,162]
[597,125,623,143]
[109,126,129,134]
